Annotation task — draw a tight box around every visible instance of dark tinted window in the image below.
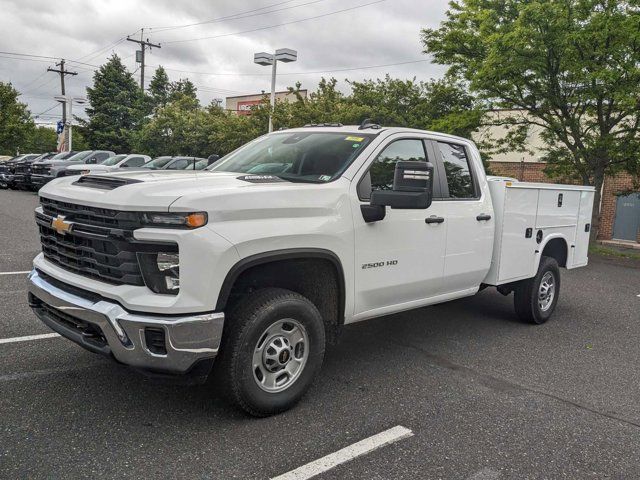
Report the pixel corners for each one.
[369,139,427,193]
[166,159,190,170]
[143,156,172,169]
[437,142,475,199]
[124,156,146,167]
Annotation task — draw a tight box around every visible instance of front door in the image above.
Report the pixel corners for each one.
[613,193,640,241]
[351,136,448,320]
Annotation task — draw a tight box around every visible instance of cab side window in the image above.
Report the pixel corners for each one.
[359,139,427,200]
[437,142,476,199]
[124,157,146,167]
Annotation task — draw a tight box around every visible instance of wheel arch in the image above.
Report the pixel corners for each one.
[215,248,346,341]
[538,235,569,269]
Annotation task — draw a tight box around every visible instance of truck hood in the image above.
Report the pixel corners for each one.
[38,170,344,212]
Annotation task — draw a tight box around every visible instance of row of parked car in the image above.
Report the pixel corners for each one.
[0,150,220,191]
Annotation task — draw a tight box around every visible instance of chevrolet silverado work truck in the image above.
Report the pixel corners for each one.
[27,125,595,416]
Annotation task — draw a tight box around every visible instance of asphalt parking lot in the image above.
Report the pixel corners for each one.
[1,188,640,479]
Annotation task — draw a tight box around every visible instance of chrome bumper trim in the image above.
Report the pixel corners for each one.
[27,269,224,374]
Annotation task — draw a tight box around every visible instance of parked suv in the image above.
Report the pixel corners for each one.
[30,150,115,187]
[65,154,151,175]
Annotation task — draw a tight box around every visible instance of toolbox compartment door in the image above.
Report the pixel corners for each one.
[497,187,539,283]
[572,190,594,267]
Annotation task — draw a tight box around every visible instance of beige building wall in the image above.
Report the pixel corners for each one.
[474,109,548,163]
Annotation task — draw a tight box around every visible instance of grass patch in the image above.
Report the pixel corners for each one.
[590,244,640,260]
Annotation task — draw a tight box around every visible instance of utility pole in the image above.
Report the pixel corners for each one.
[127,29,161,91]
[47,59,77,125]
[47,58,78,151]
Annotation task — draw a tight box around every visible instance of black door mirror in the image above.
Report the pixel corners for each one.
[370,161,434,210]
[207,154,220,165]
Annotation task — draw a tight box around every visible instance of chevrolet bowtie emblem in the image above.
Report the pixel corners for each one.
[51,215,73,235]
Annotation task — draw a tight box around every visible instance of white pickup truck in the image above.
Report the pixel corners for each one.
[27,124,594,416]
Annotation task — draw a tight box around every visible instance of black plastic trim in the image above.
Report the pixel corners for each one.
[215,248,346,324]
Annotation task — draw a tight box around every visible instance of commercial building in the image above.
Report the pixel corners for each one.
[478,110,639,245]
[225,90,308,115]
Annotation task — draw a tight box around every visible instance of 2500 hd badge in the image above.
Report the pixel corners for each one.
[362,260,398,269]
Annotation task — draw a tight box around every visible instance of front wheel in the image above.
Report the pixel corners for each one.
[215,288,326,417]
[513,256,560,324]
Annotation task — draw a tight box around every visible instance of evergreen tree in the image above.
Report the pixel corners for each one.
[0,82,36,155]
[149,66,171,109]
[82,54,145,152]
[170,78,198,104]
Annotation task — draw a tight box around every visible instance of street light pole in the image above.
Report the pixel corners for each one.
[254,48,298,133]
[269,60,278,133]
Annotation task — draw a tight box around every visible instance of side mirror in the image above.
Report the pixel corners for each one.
[207,154,220,165]
[370,161,434,211]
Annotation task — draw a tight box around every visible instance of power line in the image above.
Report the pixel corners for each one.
[161,0,388,44]
[0,54,55,64]
[149,0,330,33]
[0,51,59,60]
[33,103,59,118]
[161,59,429,77]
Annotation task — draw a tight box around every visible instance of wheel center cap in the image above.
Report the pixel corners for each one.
[279,349,290,364]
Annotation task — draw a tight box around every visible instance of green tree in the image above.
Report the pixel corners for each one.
[133,95,210,157]
[0,82,35,155]
[422,0,640,240]
[148,66,171,109]
[82,54,146,152]
[170,78,198,104]
[24,126,57,152]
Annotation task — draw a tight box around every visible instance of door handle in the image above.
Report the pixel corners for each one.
[476,214,492,221]
[425,216,445,224]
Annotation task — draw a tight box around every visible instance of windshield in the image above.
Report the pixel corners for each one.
[209,132,374,183]
[142,156,173,170]
[65,150,93,162]
[101,154,127,166]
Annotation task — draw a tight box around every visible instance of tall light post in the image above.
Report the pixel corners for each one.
[54,95,87,151]
[254,48,297,132]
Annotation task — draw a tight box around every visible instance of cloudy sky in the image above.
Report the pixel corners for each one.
[1,0,450,124]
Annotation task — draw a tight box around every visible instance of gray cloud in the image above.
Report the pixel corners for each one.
[0,0,449,122]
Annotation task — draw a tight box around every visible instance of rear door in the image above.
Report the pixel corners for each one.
[351,135,448,319]
[429,140,494,293]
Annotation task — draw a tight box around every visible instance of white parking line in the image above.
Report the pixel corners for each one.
[0,271,30,276]
[0,333,60,345]
[270,425,413,480]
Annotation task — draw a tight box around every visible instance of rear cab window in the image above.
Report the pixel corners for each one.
[435,141,478,199]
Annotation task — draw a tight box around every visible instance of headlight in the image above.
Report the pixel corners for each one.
[138,251,180,294]
[141,212,207,229]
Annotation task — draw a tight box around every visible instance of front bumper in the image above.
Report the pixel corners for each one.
[31,174,55,186]
[13,174,31,186]
[27,269,225,375]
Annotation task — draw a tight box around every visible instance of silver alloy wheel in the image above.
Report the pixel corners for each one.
[252,318,309,393]
[538,271,556,312]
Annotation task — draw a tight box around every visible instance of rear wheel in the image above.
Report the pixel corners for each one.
[514,256,560,324]
[215,288,326,416]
